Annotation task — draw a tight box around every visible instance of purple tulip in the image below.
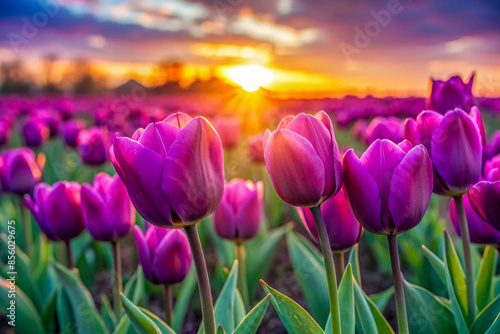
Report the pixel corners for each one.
[404,107,484,196]
[213,179,263,242]
[483,155,500,181]
[110,112,224,228]
[77,127,110,165]
[61,120,86,148]
[22,119,50,148]
[134,225,192,285]
[81,173,135,242]
[429,73,475,114]
[351,119,368,144]
[469,181,500,231]
[24,182,84,241]
[450,194,500,246]
[263,111,343,207]
[343,140,433,235]
[295,189,362,251]
[34,109,61,138]
[1,148,45,195]
[0,119,11,146]
[247,132,265,163]
[484,130,500,161]
[211,117,242,149]
[365,116,404,145]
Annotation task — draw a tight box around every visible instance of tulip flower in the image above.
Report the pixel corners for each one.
[263,111,343,207]
[111,112,223,333]
[77,127,110,165]
[22,119,50,148]
[429,73,475,114]
[343,139,433,334]
[24,181,84,267]
[35,109,61,137]
[351,119,368,144]
[1,148,45,196]
[213,178,263,307]
[135,224,192,325]
[211,117,242,149]
[484,130,500,161]
[247,132,265,163]
[61,120,86,148]
[264,111,343,333]
[404,107,484,196]
[450,194,500,246]
[0,119,11,146]
[365,116,404,145]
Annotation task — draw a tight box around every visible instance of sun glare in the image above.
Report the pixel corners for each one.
[226,65,274,92]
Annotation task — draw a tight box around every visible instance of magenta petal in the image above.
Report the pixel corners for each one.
[139,122,181,158]
[431,109,482,195]
[153,230,192,284]
[212,201,237,240]
[404,118,421,147]
[469,106,485,147]
[342,149,384,234]
[81,184,108,240]
[110,137,173,226]
[277,115,295,130]
[234,182,263,240]
[416,110,444,152]
[163,112,193,129]
[264,129,325,207]
[398,140,412,153]
[134,226,154,283]
[388,145,433,234]
[469,181,500,231]
[162,117,224,224]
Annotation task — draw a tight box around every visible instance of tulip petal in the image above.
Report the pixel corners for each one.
[398,140,412,153]
[264,129,325,207]
[389,145,433,234]
[469,181,500,231]
[277,116,295,129]
[212,200,237,240]
[110,137,173,226]
[342,149,384,234]
[134,226,154,283]
[431,109,482,195]
[81,184,109,240]
[153,230,192,284]
[469,106,485,147]
[164,112,193,129]
[234,182,263,240]
[44,183,83,241]
[416,110,444,152]
[404,118,421,147]
[139,122,181,158]
[162,117,224,224]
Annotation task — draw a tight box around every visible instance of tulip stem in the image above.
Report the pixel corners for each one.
[387,234,409,334]
[111,240,123,319]
[19,197,33,258]
[164,284,173,326]
[64,240,74,268]
[185,225,215,334]
[310,206,341,334]
[333,252,345,286]
[235,242,249,309]
[454,195,477,323]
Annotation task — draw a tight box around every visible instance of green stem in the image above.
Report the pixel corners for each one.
[112,240,123,319]
[185,225,215,334]
[387,234,409,334]
[310,206,341,334]
[164,284,173,327]
[454,195,477,323]
[19,197,33,258]
[333,252,345,286]
[235,242,249,309]
[64,239,74,268]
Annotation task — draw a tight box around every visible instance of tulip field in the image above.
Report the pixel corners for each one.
[1,73,500,334]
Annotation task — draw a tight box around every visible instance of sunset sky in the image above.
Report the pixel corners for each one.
[1,0,500,95]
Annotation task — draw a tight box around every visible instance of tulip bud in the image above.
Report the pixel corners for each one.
[213,179,263,242]
[295,189,362,251]
[24,182,84,241]
[343,140,433,235]
[81,173,135,241]
[263,111,343,207]
[469,181,500,232]
[22,119,50,148]
[429,73,475,114]
[247,132,265,163]
[77,127,110,165]
[404,108,484,196]
[61,120,86,148]
[450,194,500,245]
[365,116,404,145]
[110,112,224,228]
[134,225,192,285]
[1,148,45,195]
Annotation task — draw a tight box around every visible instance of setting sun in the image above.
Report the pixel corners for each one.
[226,65,274,92]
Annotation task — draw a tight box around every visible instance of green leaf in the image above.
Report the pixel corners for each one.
[485,314,500,334]
[54,262,108,334]
[470,295,500,334]
[475,246,498,312]
[348,244,361,285]
[120,293,161,334]
[443,232,469,334]
[217,325,226,334]
[101,294,117,332]
[286,231,329,326]
[0,278,44,334]
[369,287,394,312]
[57,288,75,334]
[138,307,176,334]
[173,267,197,333]
[352,280,394,334]
[403,279,457,334]
[233,289,246,326]
[338,264,355,334]
[364,288,394,334]
[422,244,446,284]
[261,280,324,334]
[233,294,270,334]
